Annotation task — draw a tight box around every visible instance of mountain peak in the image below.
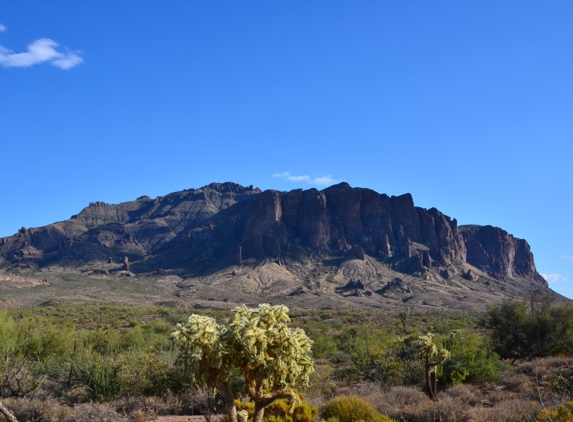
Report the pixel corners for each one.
[0,182,558,310]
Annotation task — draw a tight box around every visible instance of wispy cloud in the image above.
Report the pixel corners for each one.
[314,175,338,185]
[0,38,83,69]
[561,255,573,260]
[272,172,340,186]
[541,273,569,283]
[0,24,6,32]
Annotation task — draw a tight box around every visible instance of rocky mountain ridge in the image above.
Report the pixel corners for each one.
[0,182,553,311]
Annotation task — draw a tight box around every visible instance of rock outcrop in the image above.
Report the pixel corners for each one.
[0,182,549,301]
[460,225,545,283]
[234,183,469,269]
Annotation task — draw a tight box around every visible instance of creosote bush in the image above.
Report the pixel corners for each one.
[536,402,573,422]
[440,332,503,385]
[233,392,318,422]
[321,395,394,422]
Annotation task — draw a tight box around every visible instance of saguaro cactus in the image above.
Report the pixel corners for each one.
[413,333,450,401]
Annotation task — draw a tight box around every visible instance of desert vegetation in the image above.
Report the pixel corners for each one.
[0,298,571,421]
[171,304,314,422]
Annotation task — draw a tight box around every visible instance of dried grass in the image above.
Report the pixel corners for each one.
[322,377,557,422]
[113,393,183,417]
[468,399,541,422]
[443,384,484,406]
[3,357,573,422]
[0,398,127,422]
[62,404,128,422]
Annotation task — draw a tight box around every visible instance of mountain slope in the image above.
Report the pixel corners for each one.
[0,182,555,311]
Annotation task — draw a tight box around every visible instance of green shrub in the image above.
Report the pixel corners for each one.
[321,395,394,422]
[485,297,573,361]
[536,402,573,421]
[550,369,573,400]
[353,334,425,387]
[81,327,121,354]
[440,332,503,385]
[291,401,317,422]
[0,312,77,397]
[234,392,317,421]
[309,332,337,359]
[67,349,128,402]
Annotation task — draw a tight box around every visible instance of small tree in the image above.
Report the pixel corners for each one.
[172,304,314,422]
[413,333,450,401]
[485,297,573,362]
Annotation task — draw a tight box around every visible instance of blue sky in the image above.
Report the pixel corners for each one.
[1,1,572,298]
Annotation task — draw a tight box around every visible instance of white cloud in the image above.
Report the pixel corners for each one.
[314,175,338,186]
[0,24,7,32]
[288,175,311,182]
[51,51,83,69]
[272,172,291,178]
[561,255,573,260]
[541,273,569,283]
[273,172,310,182]
[0,38,83,69]
[272,171,340,186]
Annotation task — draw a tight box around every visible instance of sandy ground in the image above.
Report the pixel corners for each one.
[156,416,224,422]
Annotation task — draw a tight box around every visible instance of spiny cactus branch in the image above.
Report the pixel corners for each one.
[173,304,314,422]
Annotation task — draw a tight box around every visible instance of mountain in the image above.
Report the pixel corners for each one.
[0,182,557,311]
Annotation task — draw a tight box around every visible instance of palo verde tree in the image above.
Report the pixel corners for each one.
[413,333,450,401]
[172,304,314,422]
[485,297,573,362]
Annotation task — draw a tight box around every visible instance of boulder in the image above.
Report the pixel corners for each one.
[288,287,306,296]
[422,250,433,268]
[462,269,477,281]
[341,279,366,290]
[122,257,130,272]
[379,278,412,294]
[346,245,365,261]
[380,234,393,257]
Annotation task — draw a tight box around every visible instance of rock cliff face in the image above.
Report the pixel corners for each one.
[460,225,544,283]
[237,183,468,264]
[0,182,550,309]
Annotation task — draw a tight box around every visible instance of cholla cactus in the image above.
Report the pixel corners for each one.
[237,410,249,422]
[172,304,314,422]
[413,333,450,401]
[230,304,313,422]
[171,315,233,382]
[171,315,236,421]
